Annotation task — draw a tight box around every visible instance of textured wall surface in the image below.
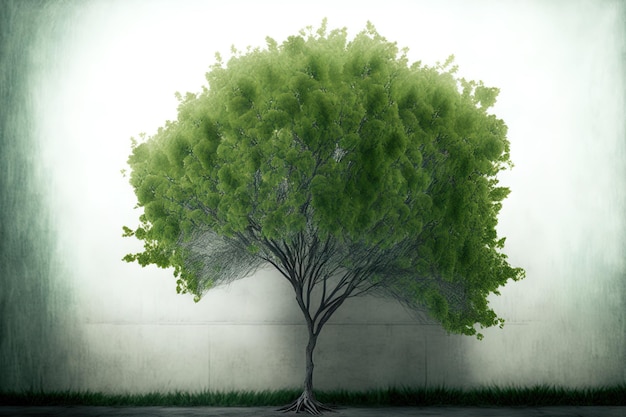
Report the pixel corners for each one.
[75,271,470,392]
[1,0,624,393]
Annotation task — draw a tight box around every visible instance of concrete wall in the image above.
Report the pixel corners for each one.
[1,0,624,393]
[71,269,475,393]
[72,270,466,393]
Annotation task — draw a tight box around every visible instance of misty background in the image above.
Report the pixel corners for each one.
[1,0,624,392]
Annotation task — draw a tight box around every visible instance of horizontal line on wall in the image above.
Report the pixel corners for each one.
[83,321,431,326]
[83,321,533,326]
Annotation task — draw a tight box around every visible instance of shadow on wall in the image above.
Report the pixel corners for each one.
[0,1,85,392]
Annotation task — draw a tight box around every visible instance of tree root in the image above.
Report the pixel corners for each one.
[277,391,337,415]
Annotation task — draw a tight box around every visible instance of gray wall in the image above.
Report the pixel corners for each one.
[1,0,624,393]
[74,271,470,392]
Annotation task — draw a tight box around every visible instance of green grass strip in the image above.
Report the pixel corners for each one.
[1,385,625,407]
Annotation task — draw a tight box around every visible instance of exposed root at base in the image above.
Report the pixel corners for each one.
[277,391,337,415]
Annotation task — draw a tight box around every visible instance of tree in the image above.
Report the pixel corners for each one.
[123,21,525,414]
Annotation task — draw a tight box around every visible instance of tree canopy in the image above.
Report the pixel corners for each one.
[123,21,524,340]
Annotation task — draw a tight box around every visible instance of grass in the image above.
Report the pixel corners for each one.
[1,385,625,407]
[317,385,626,407]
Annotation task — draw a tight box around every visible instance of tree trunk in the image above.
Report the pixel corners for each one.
[304,330,316,397]
[278,330,335,415]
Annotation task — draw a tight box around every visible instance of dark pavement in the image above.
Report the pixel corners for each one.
[0,406,624,416]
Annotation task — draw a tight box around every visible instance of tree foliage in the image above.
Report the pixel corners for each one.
[123,21,524,339]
